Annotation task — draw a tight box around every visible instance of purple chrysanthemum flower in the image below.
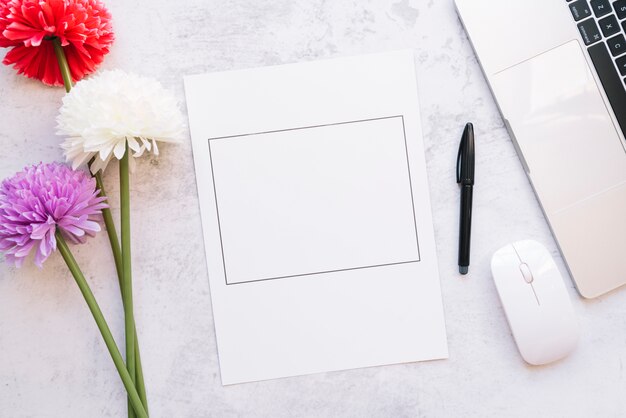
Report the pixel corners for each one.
[0,162,107,267]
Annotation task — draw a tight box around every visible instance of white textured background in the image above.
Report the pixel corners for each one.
[1,1,626,417]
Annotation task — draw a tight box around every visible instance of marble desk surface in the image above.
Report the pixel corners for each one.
[1,1,626,417]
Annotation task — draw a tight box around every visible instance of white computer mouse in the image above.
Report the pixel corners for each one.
[491,239,579,366]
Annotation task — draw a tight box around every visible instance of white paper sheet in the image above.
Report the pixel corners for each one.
[184,50,448,385]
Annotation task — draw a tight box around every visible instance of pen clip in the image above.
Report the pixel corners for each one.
[456,135,464,184]
[456,123,474,185]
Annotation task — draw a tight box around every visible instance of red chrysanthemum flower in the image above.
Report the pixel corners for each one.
[0,0,114,86]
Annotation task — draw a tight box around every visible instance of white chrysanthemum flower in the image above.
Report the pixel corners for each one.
[57,69,186,173]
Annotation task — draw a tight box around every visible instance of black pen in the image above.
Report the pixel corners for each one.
[456,123,475,275]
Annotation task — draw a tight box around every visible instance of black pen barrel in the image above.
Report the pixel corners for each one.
[458,185,473,272]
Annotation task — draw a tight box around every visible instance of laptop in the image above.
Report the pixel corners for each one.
[455,0,626,298]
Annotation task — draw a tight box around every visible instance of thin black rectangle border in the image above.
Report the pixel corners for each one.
[207,115,421,285]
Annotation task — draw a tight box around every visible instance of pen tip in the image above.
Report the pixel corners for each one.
[459,266,468,275]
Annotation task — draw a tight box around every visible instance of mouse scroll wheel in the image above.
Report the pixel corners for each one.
[519,263,533,283]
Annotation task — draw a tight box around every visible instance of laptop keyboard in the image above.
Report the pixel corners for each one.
[568,0,626,135]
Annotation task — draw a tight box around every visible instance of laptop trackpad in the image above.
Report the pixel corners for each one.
[551,183,626,297]
[491,40,626,212]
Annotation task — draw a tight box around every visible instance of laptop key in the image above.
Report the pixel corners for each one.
[607,34,626,55]
[599,14,621,36]
[578,18,603,44]
[570,0,592,20]
[616,55,626,76]
[591,0,612,17]
[587,42,626,134]
[614,0,626,19]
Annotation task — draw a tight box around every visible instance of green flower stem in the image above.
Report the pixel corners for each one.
[55,231,148,418]
[94,170,148,413]
[52,38,72,93]
[120,144,137,418]
[135,343,147,414]
[54,40,148,415]
[94,172,123,280]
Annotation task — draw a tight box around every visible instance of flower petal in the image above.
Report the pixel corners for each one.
[113,140,126,160]
[56,70,185,172]
[0,0,114,86]
[0,162,104,267]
